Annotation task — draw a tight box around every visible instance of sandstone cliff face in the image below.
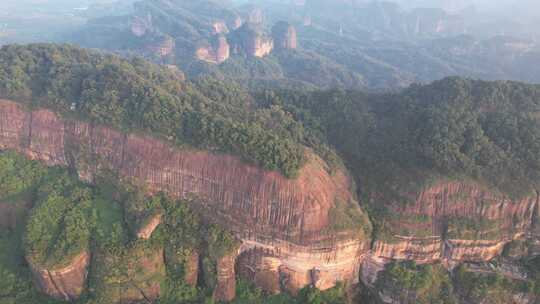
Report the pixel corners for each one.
[236,238,369,294]
[30,251,90,301]
[231,24,274,58]
[0,100,369,298]
[362,181,539,285]
[195,35,230,64]
[272,22,298,50]
[137,214,162,240]
[184,251,200,287]
[213,252,237,302]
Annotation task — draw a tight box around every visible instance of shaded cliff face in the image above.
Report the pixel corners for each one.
[0,99,370,296]
[372,181,538,261]
[30,251,90,301]
[272,21,298,50]
[237,238,368,294]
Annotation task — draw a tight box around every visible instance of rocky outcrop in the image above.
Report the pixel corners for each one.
[362,181,539,288]
[184,251,200,287]
[0,99,370,298]
[195,35,230,64]
[272,22,298,50]
[136,214,162,239]
[30,251,90,301]
[371,236,442,264]
[370,182,538,262]
[213,252,238,302]
[145,35,175,57]
[231,23,274,57]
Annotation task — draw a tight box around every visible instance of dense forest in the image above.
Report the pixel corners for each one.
[258,77,540,199]
[1,44,540,303]
[0,44,306,177]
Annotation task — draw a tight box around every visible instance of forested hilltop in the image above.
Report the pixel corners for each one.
[259,77,540,199]
[1,44,540,215]
[0,44,306,178]
[0,44,540,303]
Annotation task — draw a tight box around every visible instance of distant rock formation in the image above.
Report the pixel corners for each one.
[212,21,229,34]
[231,23,274,57]
[0,99,370,300]
[130,14,153,37]
[272,22,298,50]
[195,35,230,64]
[145,35,175,57]
[360,180,539,286]
[247,8,265,25]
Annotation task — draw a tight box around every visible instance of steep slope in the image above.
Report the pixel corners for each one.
[0,98,371,300]
[0,44,371,301]
[260,77,540,302]
[1,44,540,303]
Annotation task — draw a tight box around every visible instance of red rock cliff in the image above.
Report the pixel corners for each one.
[0,99,370,298]
[30,251,90,301]
[362,181,539,284]
[195,35,230,64]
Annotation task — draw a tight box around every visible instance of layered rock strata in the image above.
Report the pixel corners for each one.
[0,99,369,299]
[236,238,368,293]
[213,252,238,302]
[362,181,539,284]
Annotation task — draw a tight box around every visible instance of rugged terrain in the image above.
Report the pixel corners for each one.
[65,0,540,90]
[0,45,539,303]
[0,99,371,301]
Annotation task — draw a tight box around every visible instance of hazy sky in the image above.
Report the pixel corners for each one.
[389,0,540,18]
